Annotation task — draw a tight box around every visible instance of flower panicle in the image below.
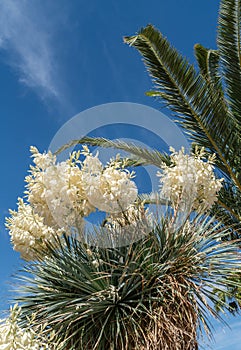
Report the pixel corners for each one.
[6,146,139,260]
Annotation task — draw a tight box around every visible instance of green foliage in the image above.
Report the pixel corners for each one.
[123,2,241,238]
[124,25,238,176]
[56,136,172,168]
[194,44,220,85]
[217,0,241,121]
[16,217,241,349]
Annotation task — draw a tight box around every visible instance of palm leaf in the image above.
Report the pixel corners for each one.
[124,25,241,190]
[212,182,241,236]
[194,44,221,88]
[56,136,172,168]
[218,0,241,122]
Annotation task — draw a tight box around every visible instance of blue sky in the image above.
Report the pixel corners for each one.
[0,0,240,348]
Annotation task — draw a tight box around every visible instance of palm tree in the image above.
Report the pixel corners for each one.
[122,0,241,234]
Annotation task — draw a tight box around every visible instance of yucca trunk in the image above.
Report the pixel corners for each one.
[136,280,198,350]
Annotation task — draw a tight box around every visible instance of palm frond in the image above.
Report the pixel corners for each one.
[210,182,241,238]
[124,25,241,189]
[218,183,241,221]
[56,136,172,168]
[194,44,220,87]
[194,44,225,106]
[218,0,241,122]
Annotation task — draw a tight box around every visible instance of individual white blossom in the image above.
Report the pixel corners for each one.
[0,304,56,350]
[158,147,223,211]
[5,198,62,261]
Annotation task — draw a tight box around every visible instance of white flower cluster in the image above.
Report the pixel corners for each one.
[26,147,94,231]
[158,147,223,211]
[6,146,138,260]
[82,153,138,213]
[0,305,54,350]
[5,198,61,261]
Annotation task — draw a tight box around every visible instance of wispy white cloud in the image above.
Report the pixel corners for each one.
[0,0,65,104]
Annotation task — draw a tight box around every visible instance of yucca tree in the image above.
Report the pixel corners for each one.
[16,216,241,349]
